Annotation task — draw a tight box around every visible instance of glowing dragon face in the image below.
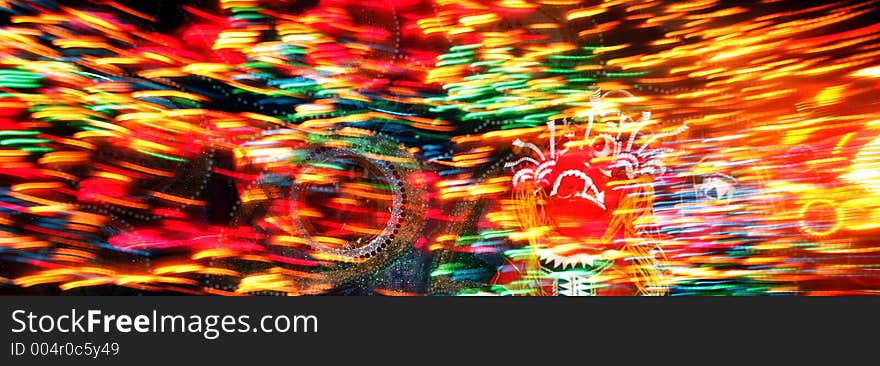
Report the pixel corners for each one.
[529,135,621,240]
[507,90,688,260]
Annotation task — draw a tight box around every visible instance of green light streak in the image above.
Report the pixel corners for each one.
[0,130,39,136]
[136,149,188,163]
[0,138,51,145]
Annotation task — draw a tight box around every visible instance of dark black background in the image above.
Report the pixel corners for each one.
[1,297,878,364]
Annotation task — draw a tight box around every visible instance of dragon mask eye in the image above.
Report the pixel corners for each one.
[590,135,614,158]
